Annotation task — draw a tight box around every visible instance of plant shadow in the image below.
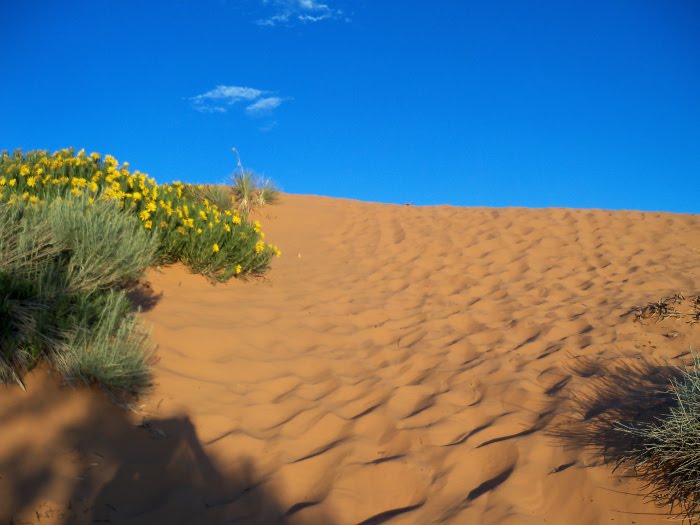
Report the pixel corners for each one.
[126,280,162,313]
[0,376,335,525]
[549,355,682,464]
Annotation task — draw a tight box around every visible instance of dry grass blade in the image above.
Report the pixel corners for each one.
[633,293,700,324]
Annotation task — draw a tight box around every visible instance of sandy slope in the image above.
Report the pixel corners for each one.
[1,194,699,524]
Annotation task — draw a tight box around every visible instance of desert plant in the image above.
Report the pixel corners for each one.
[201,184,235,211]
[0,204,64,384]
[54,290,154,395]
[41,196,158,294]
[614,355,700,521]
[0,197,155,393]
[232,170,256,214]
[0,148,280,281]
[254,177,279,208]
[230,148,279,213]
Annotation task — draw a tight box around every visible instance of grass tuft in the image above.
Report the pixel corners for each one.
[230,148,279,213]
[613,355,700,521]
[0,147,282,395]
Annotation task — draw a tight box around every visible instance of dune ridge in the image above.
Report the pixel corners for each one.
[1,194,699,524]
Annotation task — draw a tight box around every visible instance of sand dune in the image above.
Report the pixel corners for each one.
[1,194,699,524]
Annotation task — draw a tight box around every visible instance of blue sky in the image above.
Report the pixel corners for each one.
[1,1,698,212]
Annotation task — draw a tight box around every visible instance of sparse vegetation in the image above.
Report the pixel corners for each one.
[0,147,282,394]
[632,293,700,324]
[614,356,700,522]
[0,197,156,394]
[230,147,279,213]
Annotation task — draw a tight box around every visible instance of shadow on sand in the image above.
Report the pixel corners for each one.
[0,378,335,525]
[550,355,682,463]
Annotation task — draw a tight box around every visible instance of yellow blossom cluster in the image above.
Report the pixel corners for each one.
[0,148,281,278]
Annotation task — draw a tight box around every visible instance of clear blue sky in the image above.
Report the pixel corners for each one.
[1,1,698,212]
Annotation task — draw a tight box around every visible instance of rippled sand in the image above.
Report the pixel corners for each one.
[1,195,699,524]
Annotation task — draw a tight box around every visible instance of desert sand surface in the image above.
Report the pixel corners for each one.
[2,194,699,524]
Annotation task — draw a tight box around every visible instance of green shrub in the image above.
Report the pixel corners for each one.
[614,356,700,521]
[231,170,279,213]
[0,148,280,281]
[0,147,283,394]
[0,198,154,393]
[229,148,279,213]
[41,196,157,294]
[54,291,153,395]
[0,204,64,383]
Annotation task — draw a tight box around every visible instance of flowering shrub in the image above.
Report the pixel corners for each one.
[0,148,280,281]
[0,148,282,394]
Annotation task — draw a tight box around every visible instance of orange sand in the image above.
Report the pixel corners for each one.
[1,194,699,524]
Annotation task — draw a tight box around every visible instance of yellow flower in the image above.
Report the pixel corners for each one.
[19,165,30,176]
[70,188,83,197]
[139,210,151,221]
[0,177,5,186]
[232,215,241,225]
[90,152,101,160]
[89,181,99,192]
[224,224,231,232]
[159,221,168,229]
[253,220,261,233]
[144,220,153,229]
[29,195,38,204]
[236,264,242,275]
[9,178,16,187]
[26,175,36,187]
[212,243,220,253]
[146,201,157,212]
[199,210,208,221]
[255,240,265,254]
[196,228,202,235]
[88,197,95,205]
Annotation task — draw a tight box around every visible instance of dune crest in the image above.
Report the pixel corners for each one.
[1,194,699,524]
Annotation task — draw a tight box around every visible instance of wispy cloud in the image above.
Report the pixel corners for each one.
[190,85,287,124]
[246,96,283,115]
[191,85,265,113]
[256,0,347,27]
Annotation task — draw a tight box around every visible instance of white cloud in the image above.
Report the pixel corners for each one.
[191,85,265,109]
[256,0,346,26]
[193,105,227,114]
[190,85,286,122]
[246,96,283,115]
